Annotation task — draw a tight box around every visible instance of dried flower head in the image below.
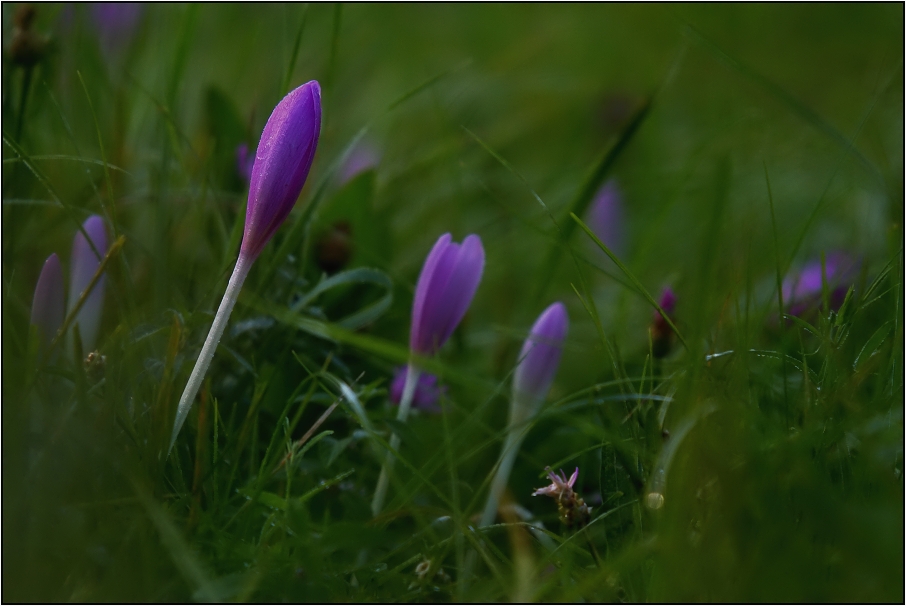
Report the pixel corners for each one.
[533,467,592,528]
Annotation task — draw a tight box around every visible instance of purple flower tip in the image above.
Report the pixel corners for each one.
[390,366,446,413]
[241,80,322,260]
[31,253,65,352]
[585,179,623,255]
[532,467,579,498]
[409,233,485,355]
[513,302,569,404]
[782,252,859,317]
[235,143,255,182]
[69,215,108,352]
[658,287,676,317]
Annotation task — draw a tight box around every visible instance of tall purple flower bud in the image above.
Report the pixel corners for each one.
[69,215,108,353]
[782,252,858,318]
[241,81,321,260]
[585,179,624,257]
[171,81,322,455]
[511,302,569,416]
[480,302,569,528]
[339,140,380,185]
[410,233,485,355]
[30,254,65,353]
[372,233,485,515]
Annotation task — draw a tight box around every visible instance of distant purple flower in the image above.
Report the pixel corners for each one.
[235,143,255,182]
[339,140,380,185]
[512,302,569,411]
[69,215,108,352]
[782,252,859,317]
[30,253,65,353]
[390,366,446,412]
[585,179,624,256]
[91,3,142,60]
[410,233,485,356]
[241,80,322,260]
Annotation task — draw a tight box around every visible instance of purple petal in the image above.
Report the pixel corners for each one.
[69,216,108,352]
[585,179,623,255]
[389,366,446,413]
[410,234,485,355]
[513,302,569,404]
[242,81,322,260]
[568,467,579,488]
[782,252,858,316]
[339,141,380,185]
[235,143,255,182]
[91,3,143,59]
[31,254,65,352]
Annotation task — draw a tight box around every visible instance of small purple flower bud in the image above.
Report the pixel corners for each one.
[69,215,108,352]
[339,140,380,185]
[241,80,322,260]
[585,179,624,256]
[235,143,255,182]
[30,253,65,352]
[782,252,858,317]
[651,287,676,359]
[512,302,569,409]
[410,233,485,356]
[390,366,446,412]
[91,3,143,60]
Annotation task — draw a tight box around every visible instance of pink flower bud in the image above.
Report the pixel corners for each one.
[69,215,108,352]
[30,253,65,352]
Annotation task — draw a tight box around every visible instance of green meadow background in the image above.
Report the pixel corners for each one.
[2,3,903,602]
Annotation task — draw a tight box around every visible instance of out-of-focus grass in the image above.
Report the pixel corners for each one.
[2,3,902,602]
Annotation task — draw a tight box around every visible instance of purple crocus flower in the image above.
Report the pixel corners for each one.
[242,80,322,260]
[235,143,255,183]
[585,179,623,256]
[91,3,143,60]
[69,215,108,353]
[30,253,65,353]
[512,302,569,413]
[782,252,858,317]
[410,233,485,356]
[479,302,569,528]
[390,366,445,412]
[372,233,485,515]
[171,80,322,454]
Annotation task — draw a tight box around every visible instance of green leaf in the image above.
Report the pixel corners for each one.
[854,322,892,372]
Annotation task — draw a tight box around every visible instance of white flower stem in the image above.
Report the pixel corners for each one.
[478,427,524,528]
[371,363,420,516]
[168,254,253,457]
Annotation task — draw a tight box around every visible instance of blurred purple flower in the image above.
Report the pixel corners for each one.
[339,140,380,185]
[390,366,446,412]
[91,3,142,60]
[235,143,255,183]
[30,253,65,353]
[69,215,108,352]
[512,302,569,413]
[241,80,322,260]
[782,252,859,317]
[585,179,624,256]
[532,467,578,499]
[410,233,485,356]
[651,287,676,359]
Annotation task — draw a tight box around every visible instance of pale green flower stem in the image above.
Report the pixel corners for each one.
[371,363,420,516]
[168,253,253,456]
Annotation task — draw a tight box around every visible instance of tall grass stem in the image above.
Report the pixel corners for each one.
[371,364,420,516]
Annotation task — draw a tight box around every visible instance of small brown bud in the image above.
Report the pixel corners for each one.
[315,220,353,275]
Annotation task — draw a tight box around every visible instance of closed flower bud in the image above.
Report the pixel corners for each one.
[241,80,322,260]
[69,215,108,353]
[91,3,143,61]
[585,179,624,256]
[30,253,65,353]
[651,287,676,359]
[235,142,255,183]
[410,233,485,356]
[512,302,569,419]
